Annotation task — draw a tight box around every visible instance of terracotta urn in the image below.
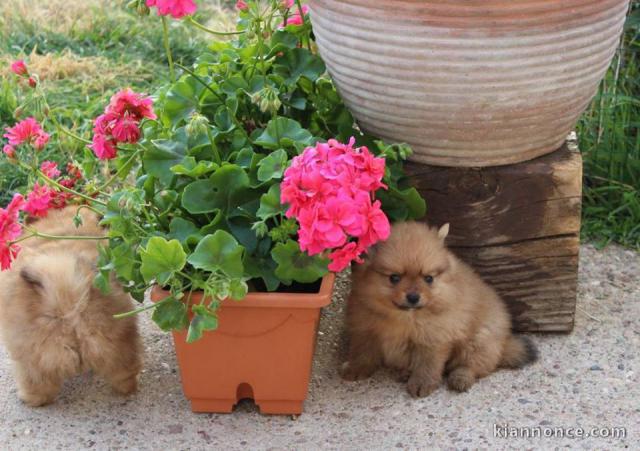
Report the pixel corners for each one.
[151,274,334,415]
[310,0,630,167]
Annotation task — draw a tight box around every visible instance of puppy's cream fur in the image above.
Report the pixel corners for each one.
[0,207,142,406]
[342,221,537,397]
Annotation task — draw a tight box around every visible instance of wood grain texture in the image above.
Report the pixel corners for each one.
[406,142,582,332]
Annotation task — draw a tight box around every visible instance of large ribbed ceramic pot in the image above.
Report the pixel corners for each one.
[310,0,630,167]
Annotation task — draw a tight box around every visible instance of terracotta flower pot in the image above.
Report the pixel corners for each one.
[151,274,334,415]
[310,0,630,167]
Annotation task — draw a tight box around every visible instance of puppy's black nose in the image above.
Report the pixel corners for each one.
[406,292,420,305]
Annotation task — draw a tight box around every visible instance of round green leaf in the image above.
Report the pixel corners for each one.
[257,149,288,182]
[187,230,245,277]
[140,237,187,285]
[272,240,328,284]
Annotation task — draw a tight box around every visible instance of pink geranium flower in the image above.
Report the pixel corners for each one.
[281,137,390,272]
[23,183,54,218]
[40,161,61,179]
[236,0,248,10]
[278,3,308,27]
[108,88,157,121]
[111,116,141,143]
[90,133,118,160]
[3,117,50,150]
[90,89,155,160]
[328,242,362,272]
[10,60,28,76]
[0,194,25,271]
[146,0,197,19]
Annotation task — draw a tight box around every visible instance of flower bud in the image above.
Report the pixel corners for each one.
[137,3,150,15]
[3,145,17,163]
[251,86,281,115]
[28,77,37,88]
[10,60,28,77]
[185,113,210,137]
[251,221,269,239]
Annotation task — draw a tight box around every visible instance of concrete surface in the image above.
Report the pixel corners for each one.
[0,244,638,450]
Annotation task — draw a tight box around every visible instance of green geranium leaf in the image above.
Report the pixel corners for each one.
[152,296,188,332]
[144,134,188,184]
[163,75,204,125]
[244,254,280,291]
[275,48,326,84]
[257,148,288,182]
[187,305,219,343]
[215,106,235,133]
[168,217,202,245]
[272,240,328,284]
[229,279,248,300]
[269,30,299,55]
[254,117,314,150]
[171,156,217,178]
[111,242,137,281]
[181,164,250,214]
[139,237,187,285]
[257,184,286,220]
[187,230,245,277]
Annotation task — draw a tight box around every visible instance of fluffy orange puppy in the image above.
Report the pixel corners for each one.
[341,221,537,397]
[0,207,142,406]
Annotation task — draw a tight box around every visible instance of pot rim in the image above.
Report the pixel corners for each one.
[150,273,335,309]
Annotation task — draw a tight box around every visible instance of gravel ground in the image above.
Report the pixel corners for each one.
[0,244,638,450]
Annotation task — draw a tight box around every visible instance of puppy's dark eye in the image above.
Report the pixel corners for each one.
[424,275,434,284]
[389,274,401,284]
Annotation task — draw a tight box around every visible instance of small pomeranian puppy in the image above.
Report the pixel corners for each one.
[0,207,142,407]
[341,221,537,397]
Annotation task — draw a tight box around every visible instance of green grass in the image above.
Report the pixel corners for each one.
[577,1,640,249]
[0,0,235,204]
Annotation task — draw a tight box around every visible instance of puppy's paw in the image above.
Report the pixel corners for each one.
[111,375,139,396]
[18,391,56,407]
[340,361,375,381]
[446,368,475,392]
[395,368,411,383]
[407,375,440,398]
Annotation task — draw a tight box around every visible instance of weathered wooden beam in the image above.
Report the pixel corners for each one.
[406,142,582,332]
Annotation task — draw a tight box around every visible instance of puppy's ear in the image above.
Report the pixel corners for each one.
[20,267,43,290]
[437,223,450,241]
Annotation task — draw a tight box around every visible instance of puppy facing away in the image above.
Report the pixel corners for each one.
[0,207,142,407]
[341,221,537,397]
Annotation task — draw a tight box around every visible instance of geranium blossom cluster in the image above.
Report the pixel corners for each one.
[27,161,83,216]
[3,117,50,157]
[281,138,391,272]
[91,88,156,160]
[0,161,83,270]
[9,60,36,88]
[0,194,25,271]
[146,0,197,18]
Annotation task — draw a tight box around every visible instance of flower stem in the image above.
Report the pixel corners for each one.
[162,16,176,83]
[48,114,92,145]
[113,295,171,319]
[95,149,142,192]
[36,169,108,207]
[174,63,225,103]
[186,16,246,36]
[295,0,312,51]
[206,128,222,165]
[11,227,109,245]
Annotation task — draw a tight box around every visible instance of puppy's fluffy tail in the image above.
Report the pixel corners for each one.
[500,335,538,369]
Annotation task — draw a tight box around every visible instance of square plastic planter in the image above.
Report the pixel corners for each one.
[151,273,334,415]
